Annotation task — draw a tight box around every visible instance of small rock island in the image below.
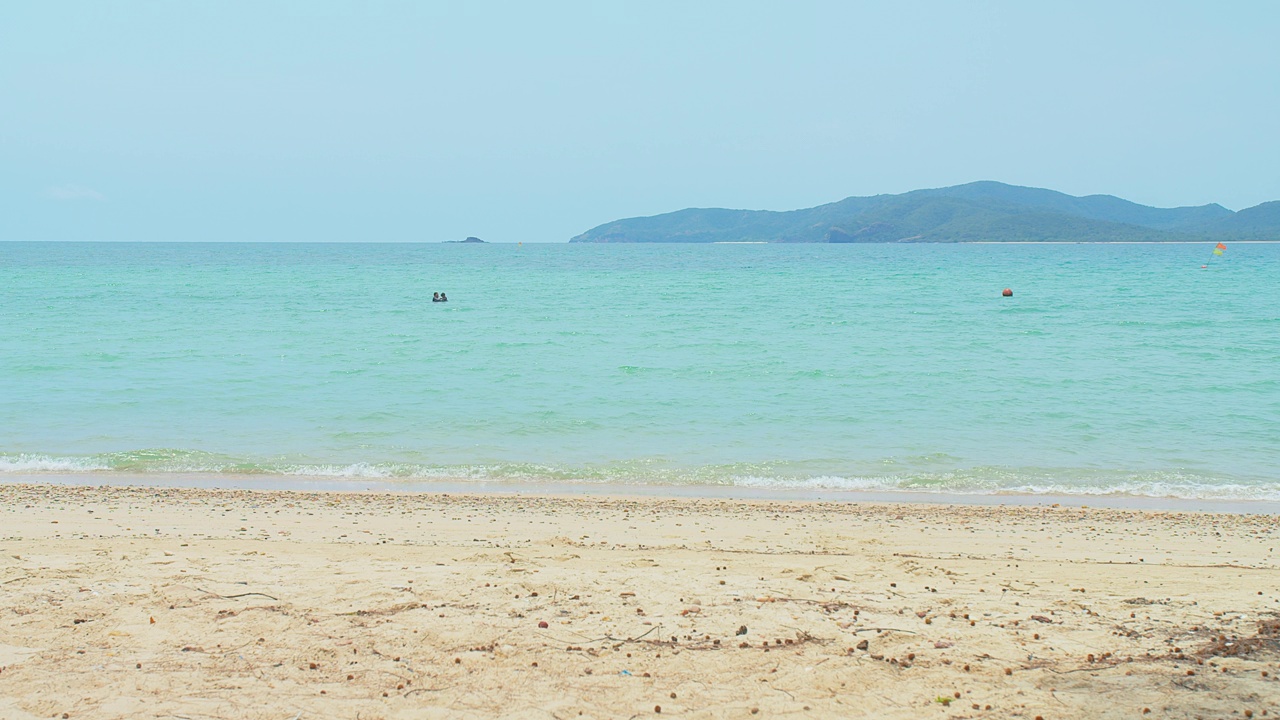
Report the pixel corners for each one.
[444,236,487,244]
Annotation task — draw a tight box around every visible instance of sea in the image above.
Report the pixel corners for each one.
[3,241,1278,504]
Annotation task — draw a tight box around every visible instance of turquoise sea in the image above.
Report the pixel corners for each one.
[2,241,1278,501]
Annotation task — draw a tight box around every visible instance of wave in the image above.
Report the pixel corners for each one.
[0,454,111,473]
[3,450,1278,502]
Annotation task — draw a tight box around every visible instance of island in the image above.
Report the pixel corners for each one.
[444,236,488,244]
[569,181,1280,243]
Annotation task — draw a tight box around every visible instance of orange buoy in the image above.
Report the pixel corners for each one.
[1001,288,1013,297]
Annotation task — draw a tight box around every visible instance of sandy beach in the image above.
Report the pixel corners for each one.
[1,484,1277,719]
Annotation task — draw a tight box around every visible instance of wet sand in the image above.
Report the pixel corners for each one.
[1,483,1277,719]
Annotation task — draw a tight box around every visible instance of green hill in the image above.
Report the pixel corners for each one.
[1196,201,1280,240]
[569,182,1277,243]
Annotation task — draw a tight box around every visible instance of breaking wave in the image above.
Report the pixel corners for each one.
[3,450,1278,502]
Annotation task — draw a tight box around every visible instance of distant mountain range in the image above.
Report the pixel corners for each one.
[569,182,1280,243]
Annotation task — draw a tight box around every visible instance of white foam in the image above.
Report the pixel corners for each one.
[721,471,1280,502]
[4,453,1278,503]
[727,474,891,491]
[1002,481,1280,502]
[279,463,497,479]
[0,454,109,473]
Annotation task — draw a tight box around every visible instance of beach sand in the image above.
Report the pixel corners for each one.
[0,484,1277,719]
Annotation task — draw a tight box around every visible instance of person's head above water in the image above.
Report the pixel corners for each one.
[440,293,448,301]
[433,292,440,300]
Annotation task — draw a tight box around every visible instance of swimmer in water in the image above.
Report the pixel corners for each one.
[439,292,448,302]
[432,292,441,302]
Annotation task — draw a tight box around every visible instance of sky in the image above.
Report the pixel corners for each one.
[3,1,1278,243]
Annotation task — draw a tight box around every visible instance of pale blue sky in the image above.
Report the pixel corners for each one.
[3,1,1278,242]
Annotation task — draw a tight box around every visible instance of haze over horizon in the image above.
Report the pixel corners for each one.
[3,1,1278,243]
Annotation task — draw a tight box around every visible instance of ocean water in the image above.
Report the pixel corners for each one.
[2,241,1278,501]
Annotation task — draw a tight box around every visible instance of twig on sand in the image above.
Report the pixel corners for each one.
[771,686,796,700]
[626,625,661,642]
[1043,662,1125,675]
[537,624,663,646]
[850,627,918,635]
[404,687,448,698]
[195,586,280,601]
[336,601,423,617]
[761,596,858,611]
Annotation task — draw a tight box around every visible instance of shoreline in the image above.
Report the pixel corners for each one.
[6,239,1280,244]
[6,472,1280,515]
[1,482,1277,719]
